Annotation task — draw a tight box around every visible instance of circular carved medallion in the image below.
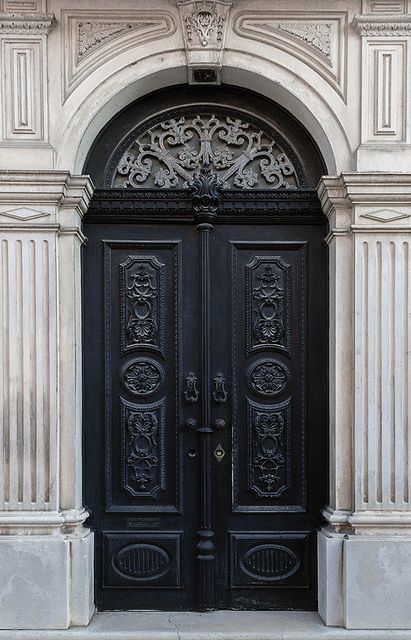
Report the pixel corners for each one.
[247,359,288,397]
[122,358,163,397]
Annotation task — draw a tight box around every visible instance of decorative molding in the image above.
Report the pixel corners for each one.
[1,39,46,141]
[233,11,347,100]
[3,1,46,12]
[177,0,231,79]
[261,22,331,57]
[77,22,139,58]
[0,206,50,221]
[62,10,177,99]
[353,14,411,36]
[360,209,411,222]
[0,12,55,34]
[366,1,406,11]
[177,0,231,48]
[367,43,406,142]
[0,172,94,210]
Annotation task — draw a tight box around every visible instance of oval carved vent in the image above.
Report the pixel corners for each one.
[113,544,170,580]
[241,544,300,581]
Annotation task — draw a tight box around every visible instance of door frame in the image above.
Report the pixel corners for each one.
[82,184,329,611]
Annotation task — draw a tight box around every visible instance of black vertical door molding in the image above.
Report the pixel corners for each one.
[83,189,328,612]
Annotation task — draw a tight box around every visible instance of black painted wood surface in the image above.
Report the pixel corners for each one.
[83,189,328,612]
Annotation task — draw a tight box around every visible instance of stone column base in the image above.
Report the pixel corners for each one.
[0,526,94,630]
[318,527,411,629]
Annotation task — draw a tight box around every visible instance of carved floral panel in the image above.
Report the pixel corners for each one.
[120,256,165,354]
[246,256,291,355]
[247,398,291,498]
[121,397,165,498]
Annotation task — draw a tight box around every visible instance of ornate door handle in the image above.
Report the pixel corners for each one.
[184,372,199,403]
[212,372,228,403]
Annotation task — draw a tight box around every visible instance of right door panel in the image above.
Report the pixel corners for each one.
[210,223,327,610]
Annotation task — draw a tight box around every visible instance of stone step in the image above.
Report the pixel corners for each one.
[1,611,411,640]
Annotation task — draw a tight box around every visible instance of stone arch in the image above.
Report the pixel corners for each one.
[56,50,351,177]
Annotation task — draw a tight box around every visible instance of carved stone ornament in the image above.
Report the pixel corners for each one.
[255,22,331,57]
[0,12,56,34]
[233,12,347,99]
[352,14,411,36]
[177,0,231,49]
[63,11,177,98]
[113,112,299,190]
[76,20,165,59]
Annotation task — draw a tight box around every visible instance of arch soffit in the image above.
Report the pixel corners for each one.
[57,49,351,176]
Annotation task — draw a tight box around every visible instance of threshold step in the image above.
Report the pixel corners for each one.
[1,611,411,640]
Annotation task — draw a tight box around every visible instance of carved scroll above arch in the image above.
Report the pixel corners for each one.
[62,10,177,99]
[110,110,304,190]
[233,11,347,101]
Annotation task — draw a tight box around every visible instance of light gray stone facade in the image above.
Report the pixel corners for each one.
[0,0,411,633]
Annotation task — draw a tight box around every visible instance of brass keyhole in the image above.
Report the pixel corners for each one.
[213,444,226,462]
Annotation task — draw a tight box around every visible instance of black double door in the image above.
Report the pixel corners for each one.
[83,215,327,612]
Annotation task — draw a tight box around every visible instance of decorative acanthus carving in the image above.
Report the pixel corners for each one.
[247,399,290,497]
[254,412,284,492]
[114,113,298,190]
[126,266,158,345]
[63,11,177,97]
[190,164,224,218]
[121,398,165,497]
[0,12,56,34]
[256,22,331,57]
[181,0,226,46]
[120,256,165,354]
[78,22,138,57]
[252,266,285,346]
[233,12,347,99]
[177,0,231,79]
[353,15,411,36]
[246,257,291,354]
[177,0,231,49]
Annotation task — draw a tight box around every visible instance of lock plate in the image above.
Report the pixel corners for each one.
[213,444,226,462]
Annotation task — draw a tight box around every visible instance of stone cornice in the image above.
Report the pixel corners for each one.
[352,13,411,37]
[0,12,56,35]
[0,171,94,214]
[320,173,411,206]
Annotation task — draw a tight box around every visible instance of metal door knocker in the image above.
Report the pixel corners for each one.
[184,372,199,403]
[212,372,228,403]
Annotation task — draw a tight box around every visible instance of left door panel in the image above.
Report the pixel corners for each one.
[83,225,200,611]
